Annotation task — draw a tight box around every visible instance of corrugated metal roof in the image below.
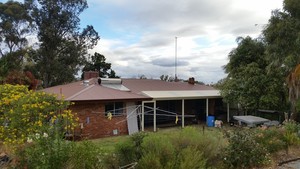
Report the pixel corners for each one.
[122,79,215,94]
[42,79,150,101]
[42,78,220,101]
[142,90,221,100]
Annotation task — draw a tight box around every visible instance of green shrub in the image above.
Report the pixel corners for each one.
[173,127,226,167]
[178,147,206,169]
[68,140,104,169]
[115,132,147,166]
[223,130,270,169]
[110,127,226,169]
[102,153,119,169]
[255,128,286,153]
[284,121,300,133]
[130,132,147,160]
[137,152,162,169]
[282,121,300,153]
[115,139,137,166]
[16,131,74,169]
[139,134,175,168]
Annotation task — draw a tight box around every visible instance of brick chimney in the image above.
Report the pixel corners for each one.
[188,77,195,85]
[84,71,99,80]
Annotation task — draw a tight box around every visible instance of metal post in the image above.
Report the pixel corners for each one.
[142,101,144,132]
[182,99,185,128]
[206,98,209,117]
[154,101,157,132]
[175,37,177,81]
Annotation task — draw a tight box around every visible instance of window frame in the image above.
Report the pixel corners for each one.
[105,102,124,116]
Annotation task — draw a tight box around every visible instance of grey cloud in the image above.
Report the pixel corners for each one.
[151,58,189,67]
[88,0,283,83]
[138,36,172,48]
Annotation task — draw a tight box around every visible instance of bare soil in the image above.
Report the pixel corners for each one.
[262,146,300,169]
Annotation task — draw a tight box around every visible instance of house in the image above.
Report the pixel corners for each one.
[43,72,228,139]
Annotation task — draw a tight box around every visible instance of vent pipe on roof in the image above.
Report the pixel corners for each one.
[83,80,89,86]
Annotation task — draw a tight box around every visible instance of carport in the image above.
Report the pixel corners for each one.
[140,90,229,131]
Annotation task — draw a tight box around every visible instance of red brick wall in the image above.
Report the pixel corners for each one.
[70,101,129,139]
[84,71,99,80]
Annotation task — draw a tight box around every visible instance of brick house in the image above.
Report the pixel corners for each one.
[43,73,226,139]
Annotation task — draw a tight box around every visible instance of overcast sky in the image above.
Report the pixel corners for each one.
[0,0,284,83]
[79,0,284,83]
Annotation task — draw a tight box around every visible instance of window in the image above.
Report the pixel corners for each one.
[105,102,124,116]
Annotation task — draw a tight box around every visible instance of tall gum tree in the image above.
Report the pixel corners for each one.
[220,37,286,114]
[82,52,119,78]
[0,1,32,82]
[263,0,300,120]
[26,0,99,87]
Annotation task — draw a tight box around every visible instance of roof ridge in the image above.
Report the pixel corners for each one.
[66,84,95,100]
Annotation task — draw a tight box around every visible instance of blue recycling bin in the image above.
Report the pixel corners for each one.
[207,116,215,127]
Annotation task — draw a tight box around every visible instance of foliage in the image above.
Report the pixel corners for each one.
[68,140,105,169]
[0,84,78,146]
[82,52,119,78]
[139,75,147,79]
[177,147,206,169]
[0,1,32,81]
[172,127,225,167]
[113,127,225,169]
[115,132,147,166]
[16,129,74,169]
[116,139,137,166]
[282,121,300,148]
[223,130,270,169]
[255,128,286,153]
[284,121,300,133]
[220,36,286,113]
[130,132,147,160]
[3,70,39,90]
[263,0,300,119]
[17,133,105,169]
[26,0,100,87]
[160,75,175,82]
[139,134,175,168]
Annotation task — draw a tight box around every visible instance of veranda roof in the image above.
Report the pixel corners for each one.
[142,90,221,100]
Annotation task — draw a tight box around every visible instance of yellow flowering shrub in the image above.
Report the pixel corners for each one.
[0,84,78,145]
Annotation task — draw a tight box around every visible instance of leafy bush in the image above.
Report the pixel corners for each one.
[138,134,175,168]
[284,121,300,134]
[112,127,225,169]
[115,132,147,167]
[255,128,286,153]
[178,147,206,169]
[137,152,163,169]
[282,121,300,153]
[0,84,78,146]
[223,130,270,169]
[115,139,137,166]
[130,132,147,160]
[16,130,74,169]
[68,140,104,169]
[172,127,226,167]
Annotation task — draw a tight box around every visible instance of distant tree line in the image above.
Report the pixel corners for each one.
[0,0,118,88]
[218,0,300,120]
